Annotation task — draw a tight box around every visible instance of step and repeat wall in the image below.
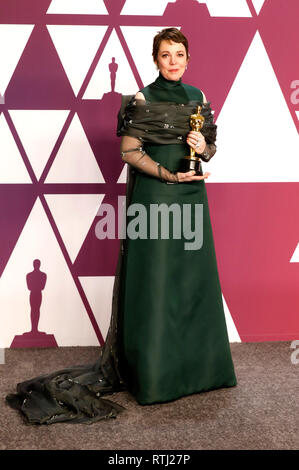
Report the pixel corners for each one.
[0,0,298,347]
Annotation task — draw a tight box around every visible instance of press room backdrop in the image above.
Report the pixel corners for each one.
[0,0,298,348]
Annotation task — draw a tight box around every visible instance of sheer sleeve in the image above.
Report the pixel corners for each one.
[200,143,217,162]
[120,135,179,184]
[199,97,217,162]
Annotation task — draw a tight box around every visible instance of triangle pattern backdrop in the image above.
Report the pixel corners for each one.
[0,0,298,347]
[47,0,108,15]
[0,24,34,96]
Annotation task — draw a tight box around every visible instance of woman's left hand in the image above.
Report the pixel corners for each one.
[186,131,206,154]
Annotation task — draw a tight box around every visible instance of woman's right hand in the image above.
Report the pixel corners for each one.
[176,170,211,182]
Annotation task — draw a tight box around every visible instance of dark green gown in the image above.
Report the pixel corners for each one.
[5,73,237,424]
[118,73,237,405]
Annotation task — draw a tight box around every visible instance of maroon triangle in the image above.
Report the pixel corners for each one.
[6,24,74,108]
[0,187,37,277]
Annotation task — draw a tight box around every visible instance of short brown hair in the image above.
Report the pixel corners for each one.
[152,28,189,63]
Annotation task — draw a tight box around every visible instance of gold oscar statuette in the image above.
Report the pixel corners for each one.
[179,105,205,175]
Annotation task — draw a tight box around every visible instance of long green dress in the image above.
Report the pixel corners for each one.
[118,73,237,405]
[5,73,237,424]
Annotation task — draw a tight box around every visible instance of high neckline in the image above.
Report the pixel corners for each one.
[154,72,182,88]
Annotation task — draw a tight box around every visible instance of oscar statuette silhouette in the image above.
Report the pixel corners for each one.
[10,260,57,348]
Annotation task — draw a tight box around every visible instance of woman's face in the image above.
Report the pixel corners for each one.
[155,39,189,81]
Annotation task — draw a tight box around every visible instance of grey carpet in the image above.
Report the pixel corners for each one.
[0,342,298,450]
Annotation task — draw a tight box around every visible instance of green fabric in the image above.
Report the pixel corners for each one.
[5,73,237,424]
[119,73,237,404]
[117,97,217,148]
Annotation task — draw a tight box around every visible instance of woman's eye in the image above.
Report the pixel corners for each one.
[161,53,184,58]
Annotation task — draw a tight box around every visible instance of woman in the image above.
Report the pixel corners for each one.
[6,28,237,424]
[115,28,237,405]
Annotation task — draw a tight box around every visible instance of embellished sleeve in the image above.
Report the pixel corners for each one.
[197,101,217,162]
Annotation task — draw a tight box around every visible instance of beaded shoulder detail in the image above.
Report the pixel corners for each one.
[117,96,217,146]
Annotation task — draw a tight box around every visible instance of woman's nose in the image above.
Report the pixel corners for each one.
[170,55,176,64]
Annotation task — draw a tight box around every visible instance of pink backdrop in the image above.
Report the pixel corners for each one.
[0,0,298,347]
